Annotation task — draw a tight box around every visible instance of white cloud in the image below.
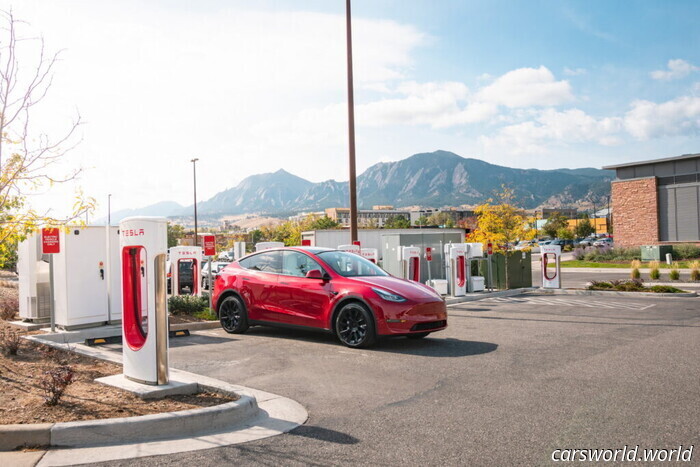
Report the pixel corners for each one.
[650,59,699,81]
[563,67,587,76]
[481,108,623,155]
[477,66,574,108]
[624,96,700,139]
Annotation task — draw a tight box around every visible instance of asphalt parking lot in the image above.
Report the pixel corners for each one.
[99,294,699,466]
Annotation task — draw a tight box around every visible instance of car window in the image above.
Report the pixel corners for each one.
[282,251,323,277]
[317,251,388,277]
[238,251,282,274]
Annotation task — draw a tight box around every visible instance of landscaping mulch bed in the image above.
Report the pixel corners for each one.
[0,283,236,425]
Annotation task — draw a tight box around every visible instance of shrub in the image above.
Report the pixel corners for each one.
[39,344,76,366]
[690,260,700,282]
[630,260,641,279]
[193,308,217,321]
[612,279,646,292]
[649,261,660,280]
[0,295,18,321]
[669,263,680,281]
[588,280,613,290]
[168,295,208,315]
[672,243,700,260]
[649,285,687,293]
[40,365,75,406]
[0,330,22,355]
[573,247,586,260]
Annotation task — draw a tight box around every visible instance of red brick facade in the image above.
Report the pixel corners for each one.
[611,177,658,247]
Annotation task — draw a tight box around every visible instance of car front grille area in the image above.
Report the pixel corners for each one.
[410,320,447,332]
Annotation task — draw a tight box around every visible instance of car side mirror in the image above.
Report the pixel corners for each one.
[305,269,324,279]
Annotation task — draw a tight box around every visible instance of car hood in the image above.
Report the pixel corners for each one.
[349,275,442,301]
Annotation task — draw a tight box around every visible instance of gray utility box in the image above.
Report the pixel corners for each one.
[380,232,463,283]
[640,245,673,261]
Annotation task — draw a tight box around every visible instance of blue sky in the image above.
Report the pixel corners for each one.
[4,0,699,217]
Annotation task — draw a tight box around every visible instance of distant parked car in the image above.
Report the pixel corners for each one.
[550,239,574,248]
[577,237,597,247]
[593,238,613,248]
[201,261,231,289]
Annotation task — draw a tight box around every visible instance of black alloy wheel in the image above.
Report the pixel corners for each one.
[335,303,376,348]
[219,295,249,334]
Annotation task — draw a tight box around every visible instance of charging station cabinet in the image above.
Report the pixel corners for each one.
[169,246,202,296]
[18,226,122,327]
[120,217,169,386]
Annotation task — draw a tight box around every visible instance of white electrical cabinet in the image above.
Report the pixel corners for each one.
[18,226,122,328]
[18,234,51,320]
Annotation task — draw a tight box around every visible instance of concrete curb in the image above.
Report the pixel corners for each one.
[170,321,220,331]
[50,393,258,447]
[532,288,698,298]
[445,287,537,306]
[0,423,52,451]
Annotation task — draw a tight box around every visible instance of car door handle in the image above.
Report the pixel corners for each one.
[280,281,290,285]
[242,277,251,281]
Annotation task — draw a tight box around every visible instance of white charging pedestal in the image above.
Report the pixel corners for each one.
[169,246,202,297]
[399,246,421,282]
[338,244,361,255]
[541,244,562,289]
[255,242,285,252]
[360,248,378,264]
[444,243,467,296]
[120,217,169,386]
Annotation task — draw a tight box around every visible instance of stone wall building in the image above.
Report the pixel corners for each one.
[604,153,700,247]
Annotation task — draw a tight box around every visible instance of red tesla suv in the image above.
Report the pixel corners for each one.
[212,247,447,348]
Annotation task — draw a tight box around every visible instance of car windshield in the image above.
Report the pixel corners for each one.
[317,251,388,277]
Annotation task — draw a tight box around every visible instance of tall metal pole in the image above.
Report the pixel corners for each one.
[191,158,199,246]
[345,0,358,243]
[106,193,112,323]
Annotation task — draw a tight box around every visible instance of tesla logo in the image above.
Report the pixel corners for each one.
[122,229,145,237]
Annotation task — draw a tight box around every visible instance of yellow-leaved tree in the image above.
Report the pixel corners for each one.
[0,11,95,268]
[468,186,536,287]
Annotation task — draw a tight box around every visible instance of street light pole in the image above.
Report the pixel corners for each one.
[191,158,199,246]
[345,0,358,243]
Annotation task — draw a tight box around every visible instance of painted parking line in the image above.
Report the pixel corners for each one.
[481,296,655,310]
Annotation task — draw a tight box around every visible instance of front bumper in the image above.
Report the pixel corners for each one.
[373,299,448,335]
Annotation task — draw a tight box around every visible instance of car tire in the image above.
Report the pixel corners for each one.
[218,295,249,334]
[334,302,377,348]
[406,332,430,339]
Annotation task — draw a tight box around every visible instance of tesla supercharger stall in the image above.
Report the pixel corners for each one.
[360,248,378,264]
[338,244,361,255]
[169,246,202,296]
[399,246,421,282]
[255,242,285,252]
[120,217,169,386]
[445,243,467,296]
[541,244,562,289]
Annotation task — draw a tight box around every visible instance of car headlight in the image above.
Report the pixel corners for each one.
[372,287,406,302]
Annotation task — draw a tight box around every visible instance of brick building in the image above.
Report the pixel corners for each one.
[604,153,700,247]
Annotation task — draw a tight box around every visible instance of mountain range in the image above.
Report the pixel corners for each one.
[108,150,613,223]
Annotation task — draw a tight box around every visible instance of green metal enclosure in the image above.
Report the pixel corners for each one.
[478,251,532,289]
[640,245,673,261]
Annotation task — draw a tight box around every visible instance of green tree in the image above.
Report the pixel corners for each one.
[384,215,411,229]
[556,227,574,240]
[468,186,536,288]
[414,215,429,227]
[0,12,94,267]
[309,216,340,230]
[427,212,456,228]
[574,216,595,238]
[167,222,185,248]
[542,212,569,238]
